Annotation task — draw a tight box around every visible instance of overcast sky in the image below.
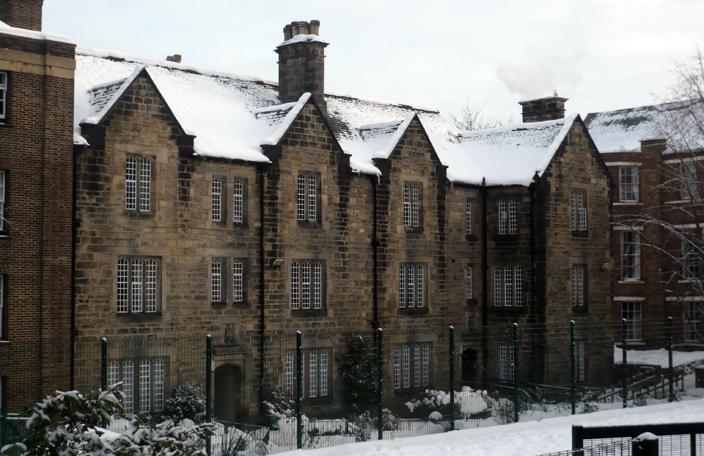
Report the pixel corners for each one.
[44,0,704,123]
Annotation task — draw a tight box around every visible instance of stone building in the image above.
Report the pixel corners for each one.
[586,102,704,348]
[69,21,614,419]
[0,0,76,413]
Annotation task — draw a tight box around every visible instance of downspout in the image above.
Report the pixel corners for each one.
[372,177,379,329]
[480,177,488,388]
[38,61,47,399]
[258,166,266,418]
[70,146,80,389]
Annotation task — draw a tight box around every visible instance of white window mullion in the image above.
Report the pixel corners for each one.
[211,179,222,222]
[309,350,317,397]
[233,260,243,303]
[302,262,311,309]
[416,265,424,308]
[320,350,328,396]
[145,260,157,313]
[313,262,322,309]
[308,174,317,221]
[123,360,134,413]
[154,359,165,412]
[131,259,143,313]
[412,184,419,227]
[139,359,151,413]
[126,157,137,211]
[291,262,300,310]
[233,180,244,223]
[399,265,406,308]
[211,259,222,303]
[297,174,306,221]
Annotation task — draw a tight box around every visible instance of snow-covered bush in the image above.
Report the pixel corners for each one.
[1,385,214,456]
[164,382,207,424]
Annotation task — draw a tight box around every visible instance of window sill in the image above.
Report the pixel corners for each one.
[0,339,10,345]
[494,234,520,241]
[616,341,645,348]
[488,306,526,314]
[679,279,700,283]
[572,306,589,314]
[664,200,692,204]
[291,309,328,318]
[618,280,644,284]
[116,312,162,322]
[571,230,588,238]
[125,210,155,218]
[614,201,642,206]
[404,226,424,235]
[297,220,322,229]
[398,307,429,316]
[305,395,334,406]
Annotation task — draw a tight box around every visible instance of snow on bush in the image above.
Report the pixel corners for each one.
[164,382,207,424]
[1,385,214,456]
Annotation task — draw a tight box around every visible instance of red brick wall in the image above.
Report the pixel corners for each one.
[0,34,74,412]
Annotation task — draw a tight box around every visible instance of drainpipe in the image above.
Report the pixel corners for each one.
[258,166,266,418]
[372,178,379,329]
[480,177,488,388]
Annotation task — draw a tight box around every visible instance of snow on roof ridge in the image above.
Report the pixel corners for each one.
[458,115,568,139]
[373,114,416,159]
[0,22,74,44]
[260,93,312,146]
[277,34,328,48]
[535,112,578,175]
[80,65,144,126]
[359,119,405,131]
[325,90,440,114]
[255,100,300,114]
[76,46,278,87]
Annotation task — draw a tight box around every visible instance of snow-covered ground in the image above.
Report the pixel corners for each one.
[277,385,704,456]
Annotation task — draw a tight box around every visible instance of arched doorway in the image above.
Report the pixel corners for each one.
[214,364,242,423]
[461,348,478,387]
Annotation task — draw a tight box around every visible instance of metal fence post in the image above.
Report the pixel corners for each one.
[622,319,628,408]
[377,328,383,441]
[513,322,519,423]
[206,334,212,456]
[101,337,108,392]
[449,326,455,431]
[296,331,303,450]
[668,317,674,402]
[570,321,576,415]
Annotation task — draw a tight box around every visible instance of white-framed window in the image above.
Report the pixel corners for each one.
[572,264,586,307]
[284,349,329,398]
[233,259,244,303]
[0,170,5,233]
[211,259,222,302]
[682,236,700,280]
[571,190,587,231]
[684,302,704,342]
[403,183,421,227]
[619,167,639,202]
[493,266,524,306]
[500,342,514,382]
[117,257,159,314]
[211,179,222,222]
[0,72,7,121]
[466,266,473,299]
[291,260,324,310]
[107,358,165,414]
[622,301,642,341]
[466,200,472,235]
[399,263,425,308]
[125,157,152,212]
[680,161,698,200]
[574,341,586,381]
[393,343,431,390]
[499,200,518,235]
[620,231,641,280]
[0,275,4,340]
[233,179,244,224]
[297,173,318,222]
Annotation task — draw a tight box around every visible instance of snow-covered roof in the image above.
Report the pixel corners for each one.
[0,20,73,44]
[74,47,580,186]
[586,100,704,154]
[456,114,578,186]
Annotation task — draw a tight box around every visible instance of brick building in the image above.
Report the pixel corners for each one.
[69,21,614,418]
[586,102,704,348]
[0,1,76,413]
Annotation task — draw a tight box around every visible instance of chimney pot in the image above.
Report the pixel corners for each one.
[0,0,44,31]
[291,22,299,37]
[310,20,320,35]
[298,21,309,35]
[284,24,292,40]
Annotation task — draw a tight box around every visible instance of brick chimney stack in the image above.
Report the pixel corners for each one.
[519,92,568,123]
[276,20,328,117]
[0,0,43,31]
